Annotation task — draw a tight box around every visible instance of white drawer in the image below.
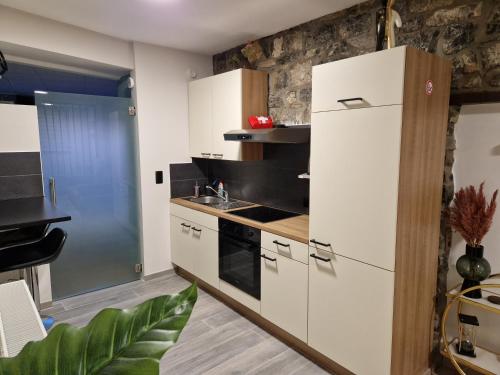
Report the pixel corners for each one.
[170,203,218,231]
[261,231,308,264]
[312,47,406,112]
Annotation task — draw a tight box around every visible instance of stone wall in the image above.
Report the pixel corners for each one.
[212,0,499,371]
[213,0,499,124]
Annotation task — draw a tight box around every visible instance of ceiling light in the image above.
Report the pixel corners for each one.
[42,103,53,106]
[35,91,48,94]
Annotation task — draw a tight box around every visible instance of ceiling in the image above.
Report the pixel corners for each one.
[0,0,362,55]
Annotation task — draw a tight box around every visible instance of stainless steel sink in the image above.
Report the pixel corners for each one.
[184,196,253,211]
[189,196,224,205]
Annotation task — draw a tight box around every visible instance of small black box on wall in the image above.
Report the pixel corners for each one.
[155,171,163,184]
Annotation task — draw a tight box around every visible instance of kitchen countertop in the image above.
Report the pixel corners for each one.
[170,197,309,244]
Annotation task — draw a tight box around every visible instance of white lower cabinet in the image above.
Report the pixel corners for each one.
[192,224,219,289]
[261,248,308,342]
[170,215,194,272]
[308,248,395,375]
[170,214,219,289]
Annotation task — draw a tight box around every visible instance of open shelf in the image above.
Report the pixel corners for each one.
[441,338,500,375]
[447,277,500,315]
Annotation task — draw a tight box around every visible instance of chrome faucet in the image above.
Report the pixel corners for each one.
[206,185,229,202]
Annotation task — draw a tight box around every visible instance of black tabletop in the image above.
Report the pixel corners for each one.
[0,197,71,230]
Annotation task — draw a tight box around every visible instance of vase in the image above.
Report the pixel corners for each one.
[456,245,491,299]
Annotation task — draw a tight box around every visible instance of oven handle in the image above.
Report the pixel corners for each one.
[260,254,277,262]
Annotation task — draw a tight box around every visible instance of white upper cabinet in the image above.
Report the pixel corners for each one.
[188,69,267,161]
[309,106,402,271]
[312,47,406,112]
[211,70,243,160]
[188,78,212,158]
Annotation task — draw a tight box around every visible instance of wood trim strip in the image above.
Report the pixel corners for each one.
[175,266,354,375]
[241,69,267,161]
[390,47,452,375]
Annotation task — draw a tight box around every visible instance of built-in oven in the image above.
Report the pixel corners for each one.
[219,218,261,300]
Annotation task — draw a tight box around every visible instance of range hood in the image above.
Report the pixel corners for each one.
[224,125,310,144]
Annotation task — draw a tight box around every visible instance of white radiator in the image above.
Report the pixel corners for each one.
[0,280,46,357]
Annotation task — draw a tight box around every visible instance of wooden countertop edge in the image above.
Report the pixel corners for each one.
[170,198,309,244]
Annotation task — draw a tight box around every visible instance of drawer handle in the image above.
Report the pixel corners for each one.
[273,240,290,247]
[213,153,223,158]
[181,223,191,228]
[310,253,331,262]
[337,97,364,104]
[201,152,211,157]
[261,254,277,262]
[192,227,202,232]
[310,239,331,247]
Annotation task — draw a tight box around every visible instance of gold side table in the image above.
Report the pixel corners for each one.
[441,275,500,375]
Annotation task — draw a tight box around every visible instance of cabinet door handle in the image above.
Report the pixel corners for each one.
[192,227,202,232]
[337,97,364,104]
[261,254,277,262]
[213,153,223,158]
[310,253,331,262]
[201,152,211,157]
[310,239,331,247]
[181,223,191,228]
[273,240,290,247]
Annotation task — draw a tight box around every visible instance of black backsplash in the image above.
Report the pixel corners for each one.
[0,152,44,200]
[170,143,309,214]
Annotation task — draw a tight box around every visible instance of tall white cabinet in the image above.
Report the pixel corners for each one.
[308,46,451,375]
[188,69,267,161]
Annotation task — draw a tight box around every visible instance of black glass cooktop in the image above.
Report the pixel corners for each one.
[230,206,300,223]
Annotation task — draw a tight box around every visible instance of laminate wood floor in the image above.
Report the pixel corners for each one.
[42,271,328,375]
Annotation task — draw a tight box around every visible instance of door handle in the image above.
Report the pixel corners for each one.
[201,153,211,157]
[310,253,331,262]
[181,223,191,228]
[49,177,57,205]
[273,240,290,247]
[310,239,331,247]
[337,97,364,104]
[213,153,223,158]
[192,227,202,232]
[261,254,277,262]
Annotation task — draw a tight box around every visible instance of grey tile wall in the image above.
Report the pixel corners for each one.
[0,152,43,200]
[169,144,309,214]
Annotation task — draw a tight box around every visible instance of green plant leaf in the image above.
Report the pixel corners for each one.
[0,283,197,375]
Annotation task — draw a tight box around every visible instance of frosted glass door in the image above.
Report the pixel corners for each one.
[36,92,141,300]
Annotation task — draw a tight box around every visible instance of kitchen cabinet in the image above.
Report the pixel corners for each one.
[188,78,212,158]
[261,248,308,342]
[310,106,402,271]
[170,215,194,272]
[309,46,451,374]
[170,214,219,289]
[188,69,267,161]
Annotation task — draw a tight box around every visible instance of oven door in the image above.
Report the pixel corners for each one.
[219,231,261,300]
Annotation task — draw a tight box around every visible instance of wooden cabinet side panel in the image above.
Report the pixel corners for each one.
[391,47,452,375]
[241,69,267,160]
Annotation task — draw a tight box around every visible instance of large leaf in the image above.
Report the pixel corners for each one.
[0,283,197,375]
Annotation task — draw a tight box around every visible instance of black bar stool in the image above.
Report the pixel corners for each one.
[0,227,67,308]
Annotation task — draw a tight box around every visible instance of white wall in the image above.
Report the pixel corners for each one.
[132,42,212,276]
[448,103,500,351]
[0,5,133,71]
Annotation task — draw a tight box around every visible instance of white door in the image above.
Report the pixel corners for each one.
[308,249,394,375]
[192,224,219,289]
[170,215,194,272]
[309,106,402,271]
[188,78,213,158]
[261,249,308,341]
[212,69,242,160]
